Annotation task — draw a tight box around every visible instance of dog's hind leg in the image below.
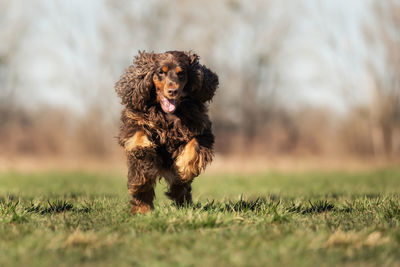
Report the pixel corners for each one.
[163,171,193,207]
[165,182,193,207]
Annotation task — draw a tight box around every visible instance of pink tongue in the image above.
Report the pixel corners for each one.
[161,96,176,112]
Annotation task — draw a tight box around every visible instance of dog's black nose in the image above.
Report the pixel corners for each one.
[168,89,177,96]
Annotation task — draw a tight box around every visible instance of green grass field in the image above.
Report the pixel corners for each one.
[1,168,400,266]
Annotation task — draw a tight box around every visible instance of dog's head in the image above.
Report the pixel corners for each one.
[152,51,190,113]
[115,50,218,113]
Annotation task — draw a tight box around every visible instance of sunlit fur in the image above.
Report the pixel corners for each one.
[115,50,218,214]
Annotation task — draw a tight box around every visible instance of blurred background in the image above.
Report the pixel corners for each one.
[0,0,399,171]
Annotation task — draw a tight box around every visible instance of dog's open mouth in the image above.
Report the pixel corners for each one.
[160,95,177,113]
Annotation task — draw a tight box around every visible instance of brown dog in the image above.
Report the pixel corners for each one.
[115,51,218,214]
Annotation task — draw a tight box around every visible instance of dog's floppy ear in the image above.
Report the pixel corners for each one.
[185,52,219,103]
[115,51,157,110]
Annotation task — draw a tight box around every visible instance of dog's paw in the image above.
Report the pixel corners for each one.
[175,139,204,182]
[130,203,152,215]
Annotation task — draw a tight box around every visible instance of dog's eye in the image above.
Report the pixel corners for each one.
[177,71,185,79]
[158,69,164,75]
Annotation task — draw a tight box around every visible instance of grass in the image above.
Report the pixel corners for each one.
[0,168,400,266]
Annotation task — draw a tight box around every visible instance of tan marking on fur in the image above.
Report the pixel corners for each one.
[162,66,168,73]
[124,131,153,152]
[175,138,204,182]
[175,66,182,73]
[153,76,166,97]
[153,76,165,90]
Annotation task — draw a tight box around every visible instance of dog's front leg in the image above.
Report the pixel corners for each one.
[127,153,160,214]
[124,130,159,214]
[174,138,213,182]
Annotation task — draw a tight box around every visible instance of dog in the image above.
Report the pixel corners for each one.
[115,51,218,214]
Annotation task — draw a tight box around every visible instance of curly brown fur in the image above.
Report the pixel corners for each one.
[115,50,218,214]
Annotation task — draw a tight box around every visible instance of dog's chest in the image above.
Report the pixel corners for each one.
[152,114,193,148]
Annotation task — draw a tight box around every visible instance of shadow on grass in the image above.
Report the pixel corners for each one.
[194,197,272,213]
[187,197,337,215]
[26,200,74,214]
[0,194,109,215]
[287,200,335,214]
[26,199,94,214]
